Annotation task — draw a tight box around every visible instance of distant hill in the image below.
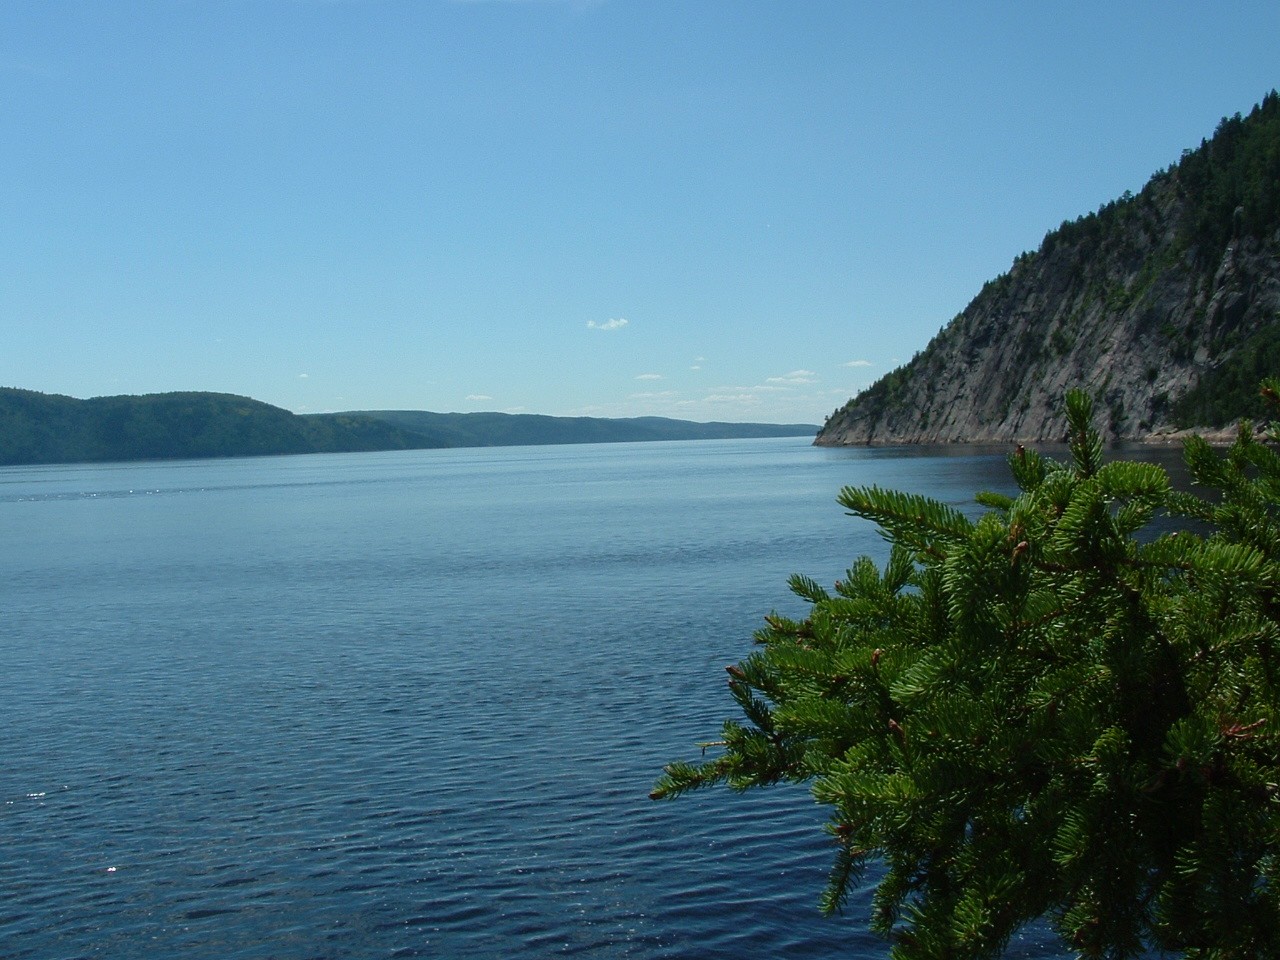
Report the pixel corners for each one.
[817,91,1280,445]
[353,409,819,448]
[0,389,428,466]
[0,388,818,466]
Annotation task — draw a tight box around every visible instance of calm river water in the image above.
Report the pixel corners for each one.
[4,436,1163,958]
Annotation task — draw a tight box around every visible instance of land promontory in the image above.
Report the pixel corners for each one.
[818,92,1280,446]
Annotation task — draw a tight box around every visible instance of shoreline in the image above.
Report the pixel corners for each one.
[813,422,1265,450]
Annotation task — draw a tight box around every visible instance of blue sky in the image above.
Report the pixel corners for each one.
[3,1,1276,423]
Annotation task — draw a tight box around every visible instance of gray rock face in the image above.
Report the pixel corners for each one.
[816,177,1280,446]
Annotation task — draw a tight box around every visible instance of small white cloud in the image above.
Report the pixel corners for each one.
[689,365,701,371]
[629,390,678,401]
[587,318,628,331]
[766,369,818,385]
[634,373,663,381]
[842,359,872,368]
[298,373,310,379]
[466,394,493,401]
[703,392,761,405]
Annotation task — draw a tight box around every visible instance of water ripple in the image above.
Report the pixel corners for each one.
[1,440,1068,958]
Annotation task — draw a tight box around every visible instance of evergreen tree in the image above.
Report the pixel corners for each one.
[654,389,1280,959]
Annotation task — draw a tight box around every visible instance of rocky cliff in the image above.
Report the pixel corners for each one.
[817,93,1280,446]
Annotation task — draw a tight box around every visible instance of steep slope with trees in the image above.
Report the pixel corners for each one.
[818,92,1280,445]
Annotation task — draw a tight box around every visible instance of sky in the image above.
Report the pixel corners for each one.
[2,1,1276,424]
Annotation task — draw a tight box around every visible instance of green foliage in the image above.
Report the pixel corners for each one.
[0,388,820,466]
[839,351,931,425]
[1176,91,1280,257]
[360,410,820,447]
[655,388,1280,959]
[1040,90,1278,268]
[1171,318,1280,427]
[0,388,429,465]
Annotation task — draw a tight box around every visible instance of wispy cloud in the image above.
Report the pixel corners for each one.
[710,383,789,396]
[629,390,678,401]
[587,318,628,331]
[466,394,493,401]
[703,392,761,405]
[298,373,310,379]
[634,373,663,381]
[842,359,872,368]
[766,369,818,385]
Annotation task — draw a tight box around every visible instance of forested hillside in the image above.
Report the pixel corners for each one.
[0,389,430,466]
[818,91,1280,445]
[357,410,818,447]
[0,389,819,466]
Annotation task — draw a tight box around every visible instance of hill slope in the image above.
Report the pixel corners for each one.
[0,389,430,466]
[0,389,818,466]
[355,410,818,447]
[817,91,1280,445]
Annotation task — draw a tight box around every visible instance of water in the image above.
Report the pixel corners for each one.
[1,437,1137,958]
